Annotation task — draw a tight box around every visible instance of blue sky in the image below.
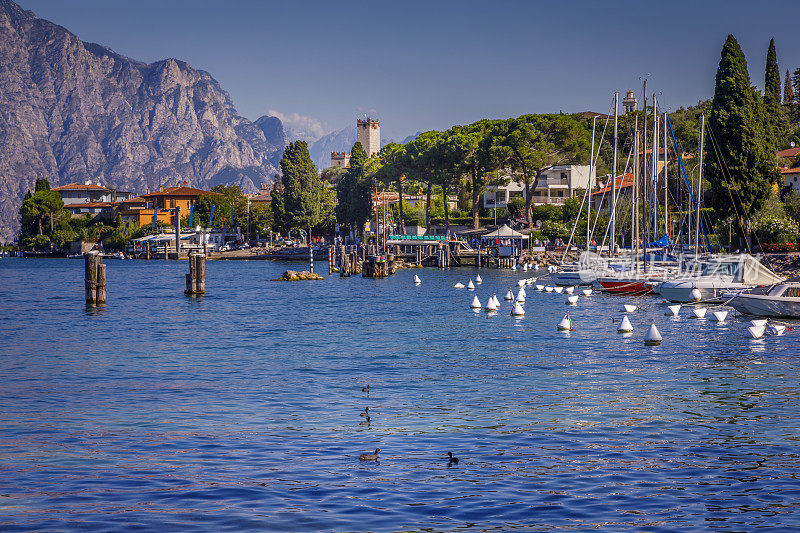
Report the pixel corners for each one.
[18,0,800,141]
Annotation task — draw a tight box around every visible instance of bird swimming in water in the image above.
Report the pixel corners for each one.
[362,384,369,393]
[359,416,371,426]
[447,452,459,465]
[360,407,369,417]
[359,448,380,461]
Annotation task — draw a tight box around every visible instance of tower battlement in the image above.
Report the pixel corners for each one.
[356,117,380,156]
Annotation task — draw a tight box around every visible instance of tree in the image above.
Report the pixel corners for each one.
[495,114,590,228]
[707,35,778,249]
[376,143,407,232]
[764,38,781,150]
[785,69,794,105]
[34,178,51,192]
[335,142,373,239]
[280,141,325,238]
[19,189,66,236]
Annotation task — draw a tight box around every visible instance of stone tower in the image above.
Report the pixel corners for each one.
[356,117,380,157]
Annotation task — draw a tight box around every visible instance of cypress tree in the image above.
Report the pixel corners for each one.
[335,142,372,238]
[785,69,794,105]
[279,140,324,236]
[765,39,780,111]
[708,35,777,248]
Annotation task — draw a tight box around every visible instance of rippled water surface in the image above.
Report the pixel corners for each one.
[2,258,800,531]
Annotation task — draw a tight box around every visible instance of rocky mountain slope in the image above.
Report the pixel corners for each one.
[0,0,283,241]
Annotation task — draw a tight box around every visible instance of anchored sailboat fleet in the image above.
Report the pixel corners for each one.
[548,87,787,313]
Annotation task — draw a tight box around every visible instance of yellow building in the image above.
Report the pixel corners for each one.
[121,186,220,226]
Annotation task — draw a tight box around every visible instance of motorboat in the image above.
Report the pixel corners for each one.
[727,278,800,317]
[659,254,783,303]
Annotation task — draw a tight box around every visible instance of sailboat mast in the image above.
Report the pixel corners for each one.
[633,115,640,273]
[611,91,619,256]
[696,114,705,261]
[663,111,668,240]
[641,80,648,247]
[587,116,596,252]
[651,94,658,241]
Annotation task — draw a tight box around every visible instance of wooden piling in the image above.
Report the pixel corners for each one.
[195,254,205,294]
[84,251,103,305]
[328,246,333,275]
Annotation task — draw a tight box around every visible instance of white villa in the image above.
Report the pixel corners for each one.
[483,164,594,209]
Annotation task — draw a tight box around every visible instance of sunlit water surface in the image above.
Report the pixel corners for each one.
[1,258,800,531]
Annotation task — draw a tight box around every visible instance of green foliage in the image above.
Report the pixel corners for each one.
[34,178,51,192]
[753,213,798,240]
[784,191,800,223]
[707,35,777,234]
[335,142,373,236]
[19,189,67,236]
[562,196,582,222]
[785,69,795,105]
[540,220,570,239]
[531,203,562,223]
[104,220,139,250]
[280,141,325,234]
[506,196,525,218]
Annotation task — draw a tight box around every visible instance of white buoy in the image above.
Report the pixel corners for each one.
[504,290,514,300]
[644,323,662,345]
[492,295,501,307]
[581,289,592,296]
[710,310,728,322]
[511,302,525,316]
[522,263,529,271]
[767,324,786,336]
[470,295,481,309]
[748,325,765,339]
[620,304,637,313]
[516,290,526,303]
[414,274,421,284]
[475,274,483,284]
[690,288,702,301]
[565,286,575,294]
[525,278,534,286]
[517,280,526,287]
[554,287,564,294]
[454,282,465,289]
[511,264,517,271]
[545,286,554,293]
[665,304,681,316]
[691,307,707,319]
[557,314,572,331]
[536,284,545,291]
[617,315,633,333]
[485,298,497,311]
[566,295,579,305]
[750,319,767,328]
[467,280,475,290]
[518,287,526,297]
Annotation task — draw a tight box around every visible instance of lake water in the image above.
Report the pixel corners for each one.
[2,258,800,531]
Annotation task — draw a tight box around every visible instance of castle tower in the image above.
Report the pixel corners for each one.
[356,117,380,157]
[622,90,637,114]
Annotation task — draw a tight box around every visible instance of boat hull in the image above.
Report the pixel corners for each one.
[596,278,654,295]
[728,294,800,318]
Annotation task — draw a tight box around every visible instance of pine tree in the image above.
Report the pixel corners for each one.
[279,140,324,237]
[785,69,794,105]
[708,35,778,249]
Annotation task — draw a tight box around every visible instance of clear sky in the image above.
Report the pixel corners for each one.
[18,0,800,142]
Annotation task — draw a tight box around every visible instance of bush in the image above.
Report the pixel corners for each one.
[541,220,570,239]
[753,214,799,240]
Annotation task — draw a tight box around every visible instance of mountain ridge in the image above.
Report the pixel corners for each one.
[0,0,283,241]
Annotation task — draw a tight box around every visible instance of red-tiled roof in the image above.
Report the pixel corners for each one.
[141,186,220,198]
[780,167,800,174]
[591,173,634,196]
[777,147,800,158]
[120,196,147,203]
[52,182,111,191]
[65,202,114,209]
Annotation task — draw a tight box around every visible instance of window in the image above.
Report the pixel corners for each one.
[170,198,176,209]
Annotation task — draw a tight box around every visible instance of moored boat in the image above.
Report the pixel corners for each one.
[727,278,800,317]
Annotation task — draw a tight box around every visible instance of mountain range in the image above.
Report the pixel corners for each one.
[0,0,285,241]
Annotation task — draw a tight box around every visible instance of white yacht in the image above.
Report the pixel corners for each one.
[727,279,800,317]
[658,254,783,303]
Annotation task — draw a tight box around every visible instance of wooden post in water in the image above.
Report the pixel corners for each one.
[328,246,333,275]
[185,252,206,295]
[174,205,181,258]
[84,251,103,305]
[96,263,106,304]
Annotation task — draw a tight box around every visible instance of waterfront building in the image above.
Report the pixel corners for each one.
[782,167,800,190]
[483,164,595,209]
[622,89,637,113]
[590,173,634,211]
[121,186,220,226]
[53,181,135,220]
